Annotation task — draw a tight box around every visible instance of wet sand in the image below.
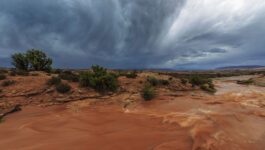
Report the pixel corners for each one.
[0,78,265,150]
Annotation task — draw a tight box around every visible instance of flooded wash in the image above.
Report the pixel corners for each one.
[0,78,265,150]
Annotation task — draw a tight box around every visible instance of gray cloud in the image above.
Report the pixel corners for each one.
[0,0,265,69]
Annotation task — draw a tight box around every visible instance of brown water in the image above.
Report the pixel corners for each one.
[0,78,265,150]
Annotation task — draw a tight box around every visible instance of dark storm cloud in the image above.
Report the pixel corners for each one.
[0,0,265,69]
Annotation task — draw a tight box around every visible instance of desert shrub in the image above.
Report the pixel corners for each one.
[79,65,119,92]
[0,89,2,93]
[31,73,39,76]
[9,69,16,76]
[94,74,119,92]
[168,77,173,81]
[0,75,6,80]
[0,69,8,74]
[139,80,143,84]
[51,68,63,74]
[200,84,216,93]
[92,65,107,76]
[56,83,71,93]
[189,75,212,86]
[47,77,61,86]
[15,70,29,76]
[2,80,15,87]
[0,119,4,123]
[159,79,169,86]
[11,49,53,72]
[189,75,216,92]
[141,83,156,101]
[79,71,94,87]
[126,70,138,78]
[46,73,51,76]
[11,53,29,70]
[26,49,52,71]
[237,79,253,85]
[147,76,159,86]
[181,78,187,84]
[59,71,79,82]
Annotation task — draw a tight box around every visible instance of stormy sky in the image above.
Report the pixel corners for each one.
[0,0,265,70]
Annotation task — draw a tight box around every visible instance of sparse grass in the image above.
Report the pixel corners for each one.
[2,80,15,87]
[141,83,156,101]
[0,74,6,80]
[47,77,61,86]
[56,83,71,93]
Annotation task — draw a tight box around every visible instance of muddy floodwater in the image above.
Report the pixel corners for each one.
[0,77,265,150]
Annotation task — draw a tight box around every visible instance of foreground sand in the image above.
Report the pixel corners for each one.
[0,75,265,150]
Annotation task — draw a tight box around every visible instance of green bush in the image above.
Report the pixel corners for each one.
[56,83,71,93]
[125,70,138,78]
[51,68,63,74]
[31,73,39,76]
[15,70,29,76]
[11,53,29,71]
[200,84,216,93]
[181,78,187,84]
[92,65,107,77]
[2,80,15,87]
[11,49,52,71]
[59,71,79,82]
[94,74,119,92]
[79,71,94,87]
[9,69,29,76]
[26,49,52,71]
[189,75,212,86]
[237,79,253,85]
[141,83,156,101]
[159,79,169,86]
[9,70,16,76]
[0,69,8,74]
[79,65,119,92]
[47,77,61,86]
[0,75,6,80]
[147,76,159,86]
